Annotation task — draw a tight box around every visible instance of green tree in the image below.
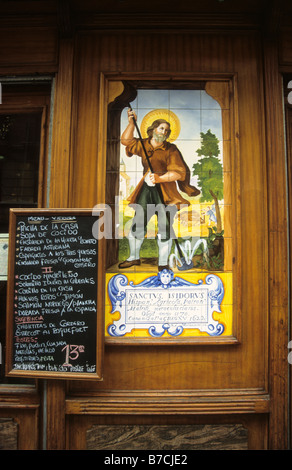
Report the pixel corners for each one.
[192,129,223,232]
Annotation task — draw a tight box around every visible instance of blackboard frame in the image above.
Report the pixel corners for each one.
[5,208,104,381]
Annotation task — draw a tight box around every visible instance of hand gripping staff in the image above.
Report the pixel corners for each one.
[127,103,194,271]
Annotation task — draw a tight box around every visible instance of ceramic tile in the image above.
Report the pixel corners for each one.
[136,89,169,108]
[201,90,221,109]
[105,85,234,341]
[169,89,201,109]
[201,109,223,140]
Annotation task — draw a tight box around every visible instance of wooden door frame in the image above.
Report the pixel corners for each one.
[284,74,292,450]
[263,35,290,447]
[0,76,54,449]
[58,29,289,451]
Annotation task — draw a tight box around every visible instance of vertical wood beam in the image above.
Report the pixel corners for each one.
[286,106,292,451]
[45,380,66,450]
[263,31,289,449]
[49,37,74,208]
[44,3,76,445]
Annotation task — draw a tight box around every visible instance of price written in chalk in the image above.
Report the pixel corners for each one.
[62,344,85,367]
[8,212,101,378]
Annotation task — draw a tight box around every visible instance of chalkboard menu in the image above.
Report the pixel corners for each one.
[6,209,104,380]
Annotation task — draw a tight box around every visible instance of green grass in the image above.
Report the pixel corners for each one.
[119,238,158,260]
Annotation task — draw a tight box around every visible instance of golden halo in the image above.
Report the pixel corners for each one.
[140,109,181,142]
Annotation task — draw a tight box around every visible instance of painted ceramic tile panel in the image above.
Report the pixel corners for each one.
[105,87,232,340]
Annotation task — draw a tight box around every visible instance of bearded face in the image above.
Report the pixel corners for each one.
[152,122,170,143]
[153,130,167,143]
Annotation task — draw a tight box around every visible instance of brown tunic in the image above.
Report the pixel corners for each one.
[125,138,200,208]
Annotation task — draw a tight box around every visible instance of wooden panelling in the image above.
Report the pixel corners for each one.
[66,413,268,450]
[263,33,289,449]
[68,30,268,395]
[0,407,39,450]
[86,424,248,450]
[46,380,66,450]
[49,38,75,208]
[279,28,292,65]
[66,389,270,415]
[0,0,289,450]
[0,418,17,450]
[285,93,292,450]
[0,28,58,72]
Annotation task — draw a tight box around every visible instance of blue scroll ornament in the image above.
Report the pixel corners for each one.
[107,270,225,337]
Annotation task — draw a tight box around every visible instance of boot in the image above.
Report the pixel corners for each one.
[119,232,143,269]
[157,237,173,270]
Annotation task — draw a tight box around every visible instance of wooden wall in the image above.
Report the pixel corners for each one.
[0,0,291,450]
[62,28,281,449]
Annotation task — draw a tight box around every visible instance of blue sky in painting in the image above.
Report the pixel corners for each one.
[131,89,221,110]
[170,90,201,109]
[120,88,223,182]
